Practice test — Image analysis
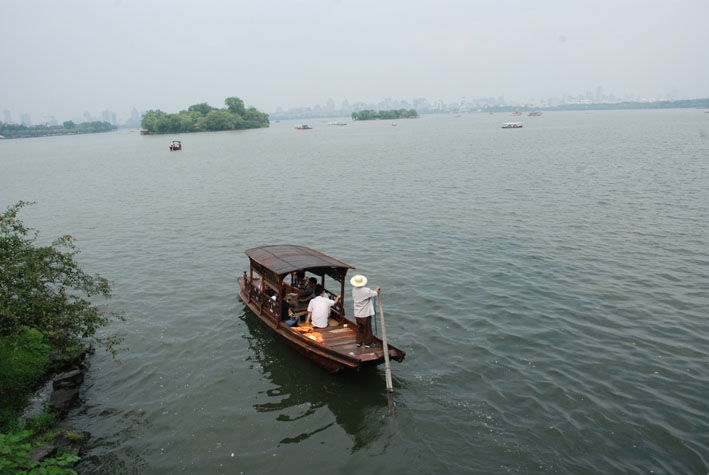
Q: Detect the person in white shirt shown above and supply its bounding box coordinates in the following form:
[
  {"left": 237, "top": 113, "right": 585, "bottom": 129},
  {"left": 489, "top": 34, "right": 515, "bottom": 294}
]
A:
[
  {"left": 306, "top": 286, "right": 341, "bottom": 329},
  {"left": 350, "top": 274, "right": 381, "bottom": 348}
]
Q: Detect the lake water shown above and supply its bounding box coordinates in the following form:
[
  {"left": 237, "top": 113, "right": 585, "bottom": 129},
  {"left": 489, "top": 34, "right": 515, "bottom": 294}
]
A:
[{"left": 1, "top": 110, "right": 707, "bottom": 473}]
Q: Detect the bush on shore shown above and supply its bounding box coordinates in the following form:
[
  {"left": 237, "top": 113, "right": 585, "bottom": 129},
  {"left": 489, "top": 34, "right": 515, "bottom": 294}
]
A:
[{"left": 0, "top": 200, "right": 121, "bottom": 469}]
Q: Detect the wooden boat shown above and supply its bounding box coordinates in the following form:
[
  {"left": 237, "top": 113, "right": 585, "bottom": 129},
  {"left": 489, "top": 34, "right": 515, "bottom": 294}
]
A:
[
  {"left": 502, "top": 122, "right": 523, "bottom": 129},
  {"left": 169, "top": 140, "right": 182, "bottom": 151},
  {"left": 237, "top": 245, "right": 406, "bottom": 373},
  {"left": 294, "top": 124, "right": 312, "bottom": 130}
]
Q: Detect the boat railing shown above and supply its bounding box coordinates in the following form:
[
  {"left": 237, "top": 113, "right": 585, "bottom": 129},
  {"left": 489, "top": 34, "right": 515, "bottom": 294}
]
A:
[{"left": 244, "top": 278, "right": 278, "bottom": 320}]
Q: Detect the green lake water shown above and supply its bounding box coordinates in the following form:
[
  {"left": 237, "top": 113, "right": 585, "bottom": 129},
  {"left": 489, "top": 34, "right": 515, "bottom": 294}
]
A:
[{"left": 1, "top": 110, "right": 707, "bottom": 473}]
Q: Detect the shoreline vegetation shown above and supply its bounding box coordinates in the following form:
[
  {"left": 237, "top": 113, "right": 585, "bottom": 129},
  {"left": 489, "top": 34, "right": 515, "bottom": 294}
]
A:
[
  {"left": 0, "top": 202, "right": 122, "bottom": 473},
  {"left": 140, "top": 96, "right": 269, "bottom": 134},
  {"left": 351, "top": 109, "right": 418, "bottom": 120},
  {"left": 467, "top": 97, "right": 709, "bottom": 114},
  {"left": 0, "top": 121, "right": 116, "bottom": 140}
]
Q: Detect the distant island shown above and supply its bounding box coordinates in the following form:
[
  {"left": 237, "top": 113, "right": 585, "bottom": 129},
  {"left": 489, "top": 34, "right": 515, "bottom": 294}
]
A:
[
  {"left": 351, "top": 109, "right": 418, "bottom": 121},
  {"left": 141, "top": 97, "right": 269, "bottom": 134},
  {"left": 0, "top": 121, "right": 115, "bottom": 139}
]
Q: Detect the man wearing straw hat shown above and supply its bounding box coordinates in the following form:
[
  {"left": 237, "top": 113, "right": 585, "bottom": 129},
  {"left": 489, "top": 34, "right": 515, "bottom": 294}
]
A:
[{"left": 350, "top": 274, "right": 381, "bottom": 348}]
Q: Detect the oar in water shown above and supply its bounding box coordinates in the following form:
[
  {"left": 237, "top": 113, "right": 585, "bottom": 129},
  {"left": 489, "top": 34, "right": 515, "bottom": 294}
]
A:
[{"left": 377, "top": 289, "right": 395, "bottom": 415}]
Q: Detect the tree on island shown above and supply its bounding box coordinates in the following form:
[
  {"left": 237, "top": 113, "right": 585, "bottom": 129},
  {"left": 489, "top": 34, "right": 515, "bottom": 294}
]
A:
[
  {"left": 351, "top": 109, "right": 418, "bottom": 120},
  {"left": 141, "top": 97, "right": 269, "bottom": 134}
]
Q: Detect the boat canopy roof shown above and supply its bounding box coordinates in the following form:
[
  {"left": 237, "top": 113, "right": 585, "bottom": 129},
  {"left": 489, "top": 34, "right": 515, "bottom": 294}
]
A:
[{"left": 245, "top": 245, "right": 354, "bottom": 279}]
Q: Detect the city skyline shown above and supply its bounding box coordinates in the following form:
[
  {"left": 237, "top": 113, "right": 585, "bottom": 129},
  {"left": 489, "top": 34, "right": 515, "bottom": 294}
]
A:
[
  {"left": 1, "top": 1, "right": 708, "bottom": 124},
  {"left": 0, "top": 84, "right": 695, "bottom": 127}
]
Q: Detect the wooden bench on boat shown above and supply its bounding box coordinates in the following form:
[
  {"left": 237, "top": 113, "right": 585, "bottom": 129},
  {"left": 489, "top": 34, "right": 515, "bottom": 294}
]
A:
[{"left": 237, "top": 244, "right": 406, "bottom": 372}]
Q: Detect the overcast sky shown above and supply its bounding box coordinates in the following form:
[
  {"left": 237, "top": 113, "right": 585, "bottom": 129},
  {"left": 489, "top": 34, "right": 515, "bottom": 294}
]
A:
[{"left": 2, "top": 0, "right": 708, "bottom": 121}]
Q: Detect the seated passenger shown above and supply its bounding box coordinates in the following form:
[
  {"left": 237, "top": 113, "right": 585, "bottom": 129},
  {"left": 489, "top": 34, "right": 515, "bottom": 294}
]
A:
[
  {"left": 306, "top": 286, "right": 341, "bottom": 329},
  {"left": 298, "top": 277, "right": 318, "bottom": 299},
  {"left": 293, "top": 270, "right": 307, "bottom": 289}
]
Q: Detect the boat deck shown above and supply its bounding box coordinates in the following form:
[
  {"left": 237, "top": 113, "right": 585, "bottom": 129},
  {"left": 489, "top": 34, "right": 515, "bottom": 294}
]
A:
[{"left": 288, "top": 321, "right": 384, "bottom": 362}]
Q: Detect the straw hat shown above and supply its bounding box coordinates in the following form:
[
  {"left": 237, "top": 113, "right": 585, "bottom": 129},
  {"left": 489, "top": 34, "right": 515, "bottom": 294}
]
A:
[{"left": 350, "top": 274, "right": 367, "bottom": 287}]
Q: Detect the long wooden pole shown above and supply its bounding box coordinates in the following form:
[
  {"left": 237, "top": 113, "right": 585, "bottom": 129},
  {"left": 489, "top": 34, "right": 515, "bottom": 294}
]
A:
[{"left": 377, "top": 290, "right": 395, "bottom": 415}]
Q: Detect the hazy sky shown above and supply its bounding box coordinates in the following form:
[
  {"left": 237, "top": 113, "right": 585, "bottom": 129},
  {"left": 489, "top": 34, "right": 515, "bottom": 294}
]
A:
[{"left": 2, "top": 0, "right": 708, "bottom": 121}]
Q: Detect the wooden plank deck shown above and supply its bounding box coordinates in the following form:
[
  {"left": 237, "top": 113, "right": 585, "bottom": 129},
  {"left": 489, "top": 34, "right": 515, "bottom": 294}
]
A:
[
  {"left": 284, "top": 321, "right": 383, "bottom": 361},
  {"left": 318, "top": 325, "right": 383, "bottom": 360}
]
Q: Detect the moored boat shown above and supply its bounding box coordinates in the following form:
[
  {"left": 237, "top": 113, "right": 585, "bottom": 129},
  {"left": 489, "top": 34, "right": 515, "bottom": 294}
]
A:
[
  {"left": 502, "top": 122, "right": 523, "bottom": 128},
  {"left": 294, "top": 124, "right": 312, "bottom": 130},
  {"left": 237, "top": 245, "right": 406, "bottom": 373}
]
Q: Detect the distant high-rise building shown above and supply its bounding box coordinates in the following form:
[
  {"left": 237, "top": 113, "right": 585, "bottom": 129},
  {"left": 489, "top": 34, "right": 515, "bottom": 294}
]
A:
[
  {"left": 83, "top": 111, "right": 92, "bottom": 122},
  {"left": 595, "top": 86, "right": 604, "bottom": 102},
  {"left": 20, "top": 113, "right": 31, "bottom": 126},
  {"left": 101, "top": 109, "right": 116, "bottom": 124},
  {"left": 341, "top": 100, "right": 351, "bottom": 112},
  {"left": 326, "top": 98, "right": 335, "bottom": 112},
  {"left": 3, "top": 109, "right": 11, "bottom": 123}
]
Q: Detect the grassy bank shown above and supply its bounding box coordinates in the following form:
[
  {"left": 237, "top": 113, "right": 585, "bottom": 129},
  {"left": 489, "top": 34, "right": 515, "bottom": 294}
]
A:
[
  {"left": 0, "top": 327, "right": 52, "bottom": 432},
  {"left": 0, "top": 328, "right": 83, "bottom": 473}
]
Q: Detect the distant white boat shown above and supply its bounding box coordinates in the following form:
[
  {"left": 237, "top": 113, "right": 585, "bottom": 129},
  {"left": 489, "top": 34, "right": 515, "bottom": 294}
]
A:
[
  {"left": 294, "top": 124, "right": 312, "bottom": 130},
  {"left": 391, "top": 122, "right": 398, "bottom": 126},
  {"left": 327, "top": 121, "right": 347, "bottom": 126},
  {"left": 502, "top": 122, "right": 523, "bottom": 129}
]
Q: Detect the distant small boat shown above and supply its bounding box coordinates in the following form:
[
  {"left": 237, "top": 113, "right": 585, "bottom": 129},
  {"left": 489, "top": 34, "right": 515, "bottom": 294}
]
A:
[
  {"left": 294, "top": 124, "right": 312, "bottom": 130},
  {"left": 528, "top": 111, "right": 542, "bottom": 116},
  {"left": 511, "top": 111, "right": 522, "bottom": 116},
  {"left": 327, "top": 121, "right": 347, "bottom": 126},
  {"left": 391, "top": 122, "right": 398, "bottom": 126},
  {"left": 169, "top": 140, "right": 182, "bottom": 151},
  {"left": 502, "top": 122, "right": 523, "bottom": 129}
]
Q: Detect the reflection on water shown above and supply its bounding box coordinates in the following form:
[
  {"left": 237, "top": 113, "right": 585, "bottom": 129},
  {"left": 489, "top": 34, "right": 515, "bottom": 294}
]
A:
[{"left": 241, "top": 308, "right": 389, "bottom": 452}]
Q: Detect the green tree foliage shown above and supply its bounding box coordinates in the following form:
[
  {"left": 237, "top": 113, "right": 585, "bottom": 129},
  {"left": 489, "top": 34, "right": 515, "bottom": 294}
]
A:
[
  {"left": 203, "top": 110, "right": 238, "bottom": 130},
  {"left": 140, "top": 97, "right": 269, "bottom": 134},
  {"left": 351, "top": 109, "right": 418, "bottom": 120},
  {"left": 187, "top": 103, "right": 214, "bottom": 116},
  {"left": 0, "top": 202, "right": 121, "bottom": 352},
  {"left": 224, "top": 97, "right": 245, "bottom": 115}
]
